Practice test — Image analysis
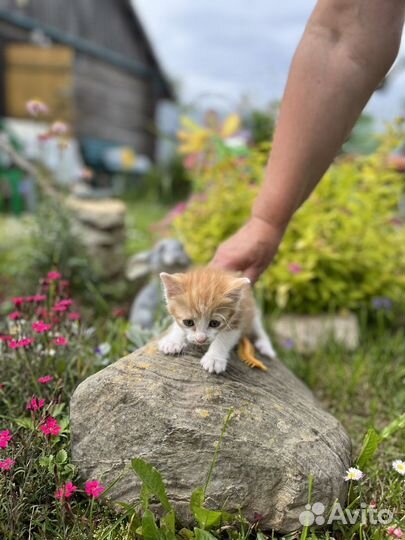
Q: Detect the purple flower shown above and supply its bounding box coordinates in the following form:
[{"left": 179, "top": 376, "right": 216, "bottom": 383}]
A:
[
  {"left": 371, "top": 297, "right": 393, "bottom": 311},
  {"left": 281, "top": 338, "right": 295, "bottom": 350}
]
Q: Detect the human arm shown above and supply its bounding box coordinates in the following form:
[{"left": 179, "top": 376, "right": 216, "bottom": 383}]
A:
[{"left": 213, "top": 0, "right": 405, "bottom": 283}]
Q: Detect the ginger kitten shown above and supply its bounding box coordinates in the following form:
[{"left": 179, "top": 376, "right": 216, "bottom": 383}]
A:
[{"left": 158, "top": 267, "right": 276, "bottom": 374}]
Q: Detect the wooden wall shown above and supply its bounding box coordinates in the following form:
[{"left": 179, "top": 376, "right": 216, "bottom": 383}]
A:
[{"left": 74, "top": 55, "right": 156, "bottom": 155}]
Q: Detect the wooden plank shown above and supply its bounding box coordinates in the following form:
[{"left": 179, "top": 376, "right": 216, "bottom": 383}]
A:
[{"left": 4, "top": 44, "right": 73, "bottom": 121}]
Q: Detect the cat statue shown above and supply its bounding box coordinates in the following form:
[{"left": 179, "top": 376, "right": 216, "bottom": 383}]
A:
[{"left": 127, "top": 239, "right": 190, "bottom": 329}]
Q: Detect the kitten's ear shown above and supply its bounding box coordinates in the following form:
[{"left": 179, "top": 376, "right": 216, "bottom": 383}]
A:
[
  {"left": 160, "top": 272, "right": 184, "bottom": 300},
  {"left": 225, "top": 276, "right": 251, "bottom": 301}
]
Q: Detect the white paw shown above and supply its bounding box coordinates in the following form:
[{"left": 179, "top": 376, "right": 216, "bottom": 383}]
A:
[
  {"left": 158, "top": 335, "right": 185, "bottom": 355},
  {"left": 200, "top": 354, "right": 227, "bottom": 374},
  {"left": 255, "top": 338, "right": 276, "bottom": 359}
]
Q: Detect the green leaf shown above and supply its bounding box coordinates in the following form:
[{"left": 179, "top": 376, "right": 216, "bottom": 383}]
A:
[
  {"left": 142, "top": 509, "right": 161, "bottom": 540},
  {"left": 132, "top": 458, "right": 172, "bottom": 512},
  {"left": 15, "top": 417, "right": 34, "bottom": 430},
  {"left": 55, "top": 449, "right": 67, "bottom": 465},
  {"left": 190, "top": 488, "right": 223, "bottom": 530},
  {"left": 161, "top": 510, "right": 176, "bottom": 534},
  {"left": 194, "top": 528, "right": 218, "bottom": 540},
  {"left": 381, "top": 413, "right": 405, "bottom": 440},
  {"left": 356, "top": 427, "right": 382, "bottom": 469},
  {"left": 178, "top": 528, "right": 195, "bottom": 540}
]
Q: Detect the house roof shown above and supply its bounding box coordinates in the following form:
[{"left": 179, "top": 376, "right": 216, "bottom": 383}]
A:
[
  {"left": 0, "top": 1, "right": 175, "bottom": 101},
  {"left": 124, "top": 0, "right": 174, "bottom": 100}
]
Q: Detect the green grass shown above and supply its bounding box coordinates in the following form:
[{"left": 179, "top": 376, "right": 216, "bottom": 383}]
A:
[{"left": 125, "top": 199, "right": 170, "bottom": 255}]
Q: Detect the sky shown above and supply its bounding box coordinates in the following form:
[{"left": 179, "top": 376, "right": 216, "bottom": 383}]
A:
[{"left": 134, "top": 0, "right": 405, "bottom": 124}]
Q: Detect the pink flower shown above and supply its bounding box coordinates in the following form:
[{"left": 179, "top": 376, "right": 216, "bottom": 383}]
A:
[
  {"left": 55, "top": 481, "right": 77, "bottom": 500},
  {"left": 47, "top": 271, "right": 62, "bottom": 281},
  {"left": 8, "top": 338, "right": 35, "bottom": 349},
  {"left": 26, "top": 99, "right": 49, "bottom": 117},
  {"left": 21, "top": 338, "right": 35, "bottom": 347},
  {"left": 38, "top": 375, "right": 53, "bottom": 384},
  {"left": 85, "top": 480, "right": 105, "bottom": 498},
  {"left": 58, "top": 299, "right": 73, "bottom": 307},
  {"left": 26, "top": 396, "right": 45, "bottom": 412},
  {"left": 50, "top": 121, "right": 68, "bottom": 135},
  {"left": 32, "top": 320, "right": 52, "bottom": 333},
  {"left": 388, "top": 527, "right": 404, "bottom": 539},
  {"left": 52, "top": 303, "right": 68, "bottom": 313},
  {"left": 0, "top": 335, "right": 12, "bottom": 342},
  {"left": 0, "top": 430, "right": 12, "bottom": 449},
  {"left": 288, "top": 263, "right": 303, "bottom": 274},
  {"left": 32, "top": 294, "right": 47, "bottom": 302},
  {"left": 12, "top": 297, "right": 25, "bottom": 306},
  {"left": 39, "top": 417, "right": 61, "bottom": 436},
  {"left": 53, "top": 336, "right": 68, "bottom": 346},
  {"left": 0, "top": 458, "right": 15, "bottom": 471},
  {"left": 8, "top": 311, "right": 22, "bottom": 320},
  {"left": 68, "top": 312, "right": 80, "bottom": 321}
]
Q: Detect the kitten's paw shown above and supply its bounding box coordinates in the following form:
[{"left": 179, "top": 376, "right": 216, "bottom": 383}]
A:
[
  {"left": 158, "top": 335, "right": 185, "bottom": 355},
  {"left": 200, "top": 353, "right": 227, "bottom": 374},
  {"left": 254, "top": 338, "right": 277, "bottom": 359}
]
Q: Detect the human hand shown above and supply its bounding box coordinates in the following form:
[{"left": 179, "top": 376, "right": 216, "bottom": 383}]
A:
[{"left": 211, "top": 216, "right": 285, "bottom": 283}]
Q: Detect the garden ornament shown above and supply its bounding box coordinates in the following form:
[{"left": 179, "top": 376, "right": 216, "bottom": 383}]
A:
[{"left": 127, "top": 238, "right": 190, "bottom": 329}]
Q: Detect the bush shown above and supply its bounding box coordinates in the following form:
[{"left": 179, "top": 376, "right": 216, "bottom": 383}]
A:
[{"left": 174, "top": 123, "right": 405, "bottom": 314}]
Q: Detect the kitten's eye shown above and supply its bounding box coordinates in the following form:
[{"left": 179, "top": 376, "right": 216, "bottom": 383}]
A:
[
  {"left": 183, "top": 319, "right": 194, "bottom": 327},
  {"left": 209, "top": 320, "right": 220, "bottom": 328}
]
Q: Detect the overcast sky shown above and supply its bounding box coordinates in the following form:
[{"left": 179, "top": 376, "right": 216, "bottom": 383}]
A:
[{"left": 134, "top": 0, "right": 405, "bottom": 123}]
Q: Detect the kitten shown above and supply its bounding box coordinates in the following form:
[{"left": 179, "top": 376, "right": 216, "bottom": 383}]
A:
[{"left": 158, "top": 267, "right": 276, "bottom": 374}]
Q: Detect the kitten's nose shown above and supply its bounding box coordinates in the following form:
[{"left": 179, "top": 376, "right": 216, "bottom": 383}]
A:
[{"left": 196, "top": 334, "right": 207, "bottom": 344}]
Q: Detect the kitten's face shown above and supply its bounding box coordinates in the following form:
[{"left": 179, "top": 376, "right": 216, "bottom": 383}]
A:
[{"left": 160, "top": 269, "right": 249, "bottom": 345}]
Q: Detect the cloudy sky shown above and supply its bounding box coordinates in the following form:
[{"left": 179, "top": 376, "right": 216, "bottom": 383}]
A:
[{"left": 134, "top": 0, "right": 404, "bottom": 123}]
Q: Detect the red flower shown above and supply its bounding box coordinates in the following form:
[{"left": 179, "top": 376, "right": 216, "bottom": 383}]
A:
[
  {"left": 68, "top": 312, "right": 80, "bottom": 321},
  {"left": 85, "top": 480, "right": 105, "bottom": 498},
  {"left": 38, "top": 375, "right": 53, "bottom": 384},
  {"left": 8, "top": 311, "right": 22, "bottom": 320},
  {"left": 0, "top": 430, "right": 12, "bottom": 449},
  {"left": 112, "top": 307, "right": 126, "bottom": 318},
  {"left": 47, "top": 271, "right": 62, "bottom": 281},
  {"left": 39, "top": 417, "right": 61, "bottom": 436},
  {"left": 12, "top": 297, "right": 25, "bottom": 306},
  {"left": 32, "top": 321, "right": 52, "bottom": 333},
  {"left": 53, "top": 336, "right": 68, "bottom": 346},
  {"left": 0, "top": 458, "right": 15, "bottom": 471},
  {"left": 55, "top": 481, "right": 77, "bottom": 500},
  {"left": 26, "top": 396, "right": 45, "bottom": 412}
]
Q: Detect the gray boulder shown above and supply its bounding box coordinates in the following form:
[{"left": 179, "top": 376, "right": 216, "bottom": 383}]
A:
[{"left": 70, "top": 344, "right": 352, "bottom": 533}]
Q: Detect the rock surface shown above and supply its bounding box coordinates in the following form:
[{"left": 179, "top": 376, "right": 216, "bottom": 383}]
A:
[
  {"left": 273, "top": 313, "right": 360, "bottom": 353},
  {"left": 70, "top": 343, "right": 352, "bottom": 533},
  {"left": 66, "top": 195, "right": 126, "bottom": 278}
]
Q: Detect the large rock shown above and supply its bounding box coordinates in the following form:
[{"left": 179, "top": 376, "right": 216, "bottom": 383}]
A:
[{"left": 70, "top": 344, "right": 352, "bottom": 533}]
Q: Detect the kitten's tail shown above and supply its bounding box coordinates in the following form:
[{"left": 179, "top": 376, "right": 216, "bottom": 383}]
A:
[{"left": 238, "top": 337, "right": 268, "bottom": 371}]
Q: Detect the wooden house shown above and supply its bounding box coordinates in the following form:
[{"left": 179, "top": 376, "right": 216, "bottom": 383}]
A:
[{"left": 0, "top": 0, "right": 174, "bottom": 160}]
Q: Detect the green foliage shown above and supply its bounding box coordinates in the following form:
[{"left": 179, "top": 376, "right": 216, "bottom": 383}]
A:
[{"left": 174, "top": 125, "right": 405, "bottom": 314}]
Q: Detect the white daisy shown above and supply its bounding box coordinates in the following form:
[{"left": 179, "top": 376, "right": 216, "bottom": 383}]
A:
[
  {"left": 392, "top": 460, "right": 405, "bottom": 476},
  {"left": 344, "top": 467, "right": 364, "bottom": 481}
]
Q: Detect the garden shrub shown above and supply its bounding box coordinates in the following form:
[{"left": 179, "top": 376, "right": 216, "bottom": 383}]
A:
[{"left": 174, "top": 122, "right": 405, "bottom": 314}]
